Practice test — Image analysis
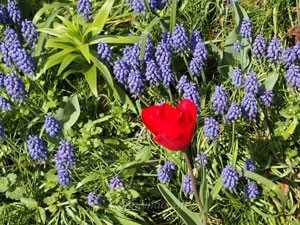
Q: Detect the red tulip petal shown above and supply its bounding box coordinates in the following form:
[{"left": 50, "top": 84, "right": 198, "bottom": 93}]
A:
[
  {"left": 153, "top": 134, "right": 186, "bottom": 151},
  {"left": 141, "top": 105, "right": 162, "bottom": 136},
  {"left": 177, "top": 99, "right": 197, "bottom": 124}
]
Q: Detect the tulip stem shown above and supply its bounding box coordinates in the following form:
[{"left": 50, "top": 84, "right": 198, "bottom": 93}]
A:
[{"left": 182, "top": 150, "right": 203, "bottom": 212}]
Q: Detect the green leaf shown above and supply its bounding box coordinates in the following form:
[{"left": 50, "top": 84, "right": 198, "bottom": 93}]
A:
[
  {"left": 6, "top": 186, "right": 26, "bottom": 200},
  {"left": 54, "top": 94, "right": 81, "bottom": 129},
  {"left": 58, "top": 53, "right": 80, "bottom": 75},
  {"left": 43, "top": 48, "right": 75, "bottom": 72},
  {"left": 92, "top": 0, "right": 115, "bottom": 35},
  {"left": 89, "top": 35, "right": 140, "bottom": 45},
  {"left": 169, "top": 0, "right": 178, "bottom": 34},
  {"left": 7, "top": 173, "right": 17, "bottom": 185},
  {"left": 283, "top": 116, "right": 299, "bottom": 140},
  {"left": 78, "top": 43, "right": 91, "bottom": 63},
  {"left": 135, "top": 147, "right": 152, "bottom": 161},
  {"left": 243, "top": 170, "right": 286, "bottom": 210},
  {"left": 21, "top": 197, "right": 38, "bottom": 209},
  {"left": 0, "top": 177, "right": 9, "bottom": 192},
  {"left": 113, "top": 84, "right": 137, "bottom": 114},
  {"left": 262, "top": 72, "right": 279, "bottom": 91},
  {"left": 83, "top": 65, "right": 98, "bottom": 97},
  {"left": 157, "top": 184, "right": 203, "bottom": 225},
  {"left": 76, "top": 173, "right": 98, "bottom": 189}
]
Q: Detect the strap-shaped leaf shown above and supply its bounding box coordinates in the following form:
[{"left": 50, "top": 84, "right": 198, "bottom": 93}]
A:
[
  {"left": 92, "top": 0, "right": 115, "bottom": 35},
  {"left": 78, "top": 43, "right": 91, "bottom": 63},
  {"left": 43, "top": 48, "right": 75, "bottom": 72},
  {"left": 58, "top": 53, "right": 80, "bottom": 75},
  {"left": 157, "top": 184, "right": 203, "bottom": 225},
  {"left": 89, "top": 35, "right": 140, "bottom": 45},
  {"left": 83, "top": 65, "right": 98, "bottom": 97}
]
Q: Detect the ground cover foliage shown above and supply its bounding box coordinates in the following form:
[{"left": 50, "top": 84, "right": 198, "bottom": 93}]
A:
[{"left": 0, "top": 0, "right": 299, "bottom": 224}]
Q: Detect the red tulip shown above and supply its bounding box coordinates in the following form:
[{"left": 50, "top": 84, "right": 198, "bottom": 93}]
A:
[{"left": 142, "top": 99, "right": 197, "bottom": 151}]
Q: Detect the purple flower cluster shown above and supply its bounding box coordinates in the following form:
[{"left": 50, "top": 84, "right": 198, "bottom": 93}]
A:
[
  {"left": 158, "top": 160, "right": 177, "bottom": 183},
  {"left": 55, "top": 141, "right": 76, "bottom": 188},
  {"left": 97, "top": 41, "right": 113, "bottom": 64},
  {"left": 212, "top": 85, "right": 229, "bottom": 115},
  {"left": 244, "top": 158, "right": 257, "bottom": 173},
  {"left": 232, "top": 67, "right": 244, "bottom": 88},
  {"left": 0, "top": 97, "right": 11, "bottom": 113},
  {"left": 77, "top": 0, "right": 93, "bottom": 22},
  {"left": 44, "top": 114, "right": 62, "bottom": 138},
  {"left": 109, "top": 176, "right": 124, "bottom": 190},
  {"left": 195, "top": 151, "right": 209, "bottom": 169},
  {"left": 27, "top": 135, "right": 49, "bottom": 163},
  {"left": 190, "top": 41, "right": 208, "bottom": 76},
  {"left": 0, "top": 4, "right": 9, "bottom": 24},
  {"left": 244, "top": 182, "right": 259, "bottom": 199},
  {"left": 113, "top": 59, "right": 130, "bottom": 84},
  {"left": 233, "top": 40, "right": 242, "bottom": 53},
  {"left": 203, "top": 117, "right": 220, "bottom": 141},
  {"left": 191, "top": 30, "right": 203, "bottom": 51},
  {"left": 126, "top": 0, "right": 171, "bottom": 14},
  {"left": 267, "top": 38, "right": 282, "bottom": 63},
  {"left": 260, "top": 90, "right": 274, "bottom": 107},
  {"left": 0, "top": 120, "right": 7, "bottom": 140},
  {"left": 0, "top": 28, "right": 36, "bottom": 76},
  {"left": 21, "top": 19, "right": 39, "bottom": 47},
  {"left": 87, "top": 192, "right": 102, "bottom": 207},
  {"left": 172, "top": 24, "right": 190, "bottom": 54},
  {"left": 182, "top": 174, "right": 193, "bottom": 195},
  {"left": 145, "top": 59, "right": 162, "bottom": 85},
  {"left": 222, "top": 164, "right": 239, "bottom": 192},
  {"left": 143, "top": 35, "right": 155, "bottom": 62},
  {"left": 282, "top": 47, "right": 296, "bottom": 66},
  {"left": 245, "top": 71, "right": 259, "bottom": 94},
  {"left": 252, "top": 34, "right": 266, "bottom": 59},
  {"left": 226, "top": 102, "right": 241, "bottom": 123},
  {"left": 4, "top": 73, "right": 27, "bottom": 102},
  {"left": 241, "top": 93, "right": 258, "bottom": 121},
  {"left": 285, "top": 64, "right": 300, "bottom": 88},
  {"left": 7, "top": 0, "right": 22, "bottom": 24},
  {"left": 240, "top": 18, "right": 252, "bottom": 40}
]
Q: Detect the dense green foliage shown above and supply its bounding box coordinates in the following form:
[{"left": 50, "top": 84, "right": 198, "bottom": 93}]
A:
[{"left": 0, "top": 0, "right": 299, "bottom": 224}]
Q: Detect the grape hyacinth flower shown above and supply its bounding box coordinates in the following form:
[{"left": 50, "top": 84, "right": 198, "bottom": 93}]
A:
[
  {"left": 4, "top": 74, "right": 27, "bottom": 102},
  {"left": 97, "top": 41, "right": 113, "bottom": 64},
  {"left": 195, "top": 151, "right": 209, "bottom": 169},
  {"left": 77, "top": 0, "right": 93, "bottom": 22},
  {"left": 27, "top": 135, "right": 49, "bottom": 163},
  {"left": 87, "top": 192, "right": 102, "bottom": 207},
  {"left": 183, "top": 81, "right": 201, "bottom": 110},
  {"left": 182, "top": 174, "right": 193, "bottom": 195},
  {"left": 160, "top": 65, "right": 174, "bottom": 87},
  {"left": 232, "top": 67, "right": 244, "bottom": 88},
  {"left": 176, "top": 75, "right": 188, "bottom": 94},
  {"left": 109, "top": 176, "right": 124, "bottom": 190},
  {"left": 113, "top": 59, "right": 130, "bottom": 84},
  {"left": 145, "top": 59, "right": 161, "bottom": 85},
  {"left": 0, "top": 120, "right": 7, "bottom": 140},
  {"left": 0, "top": 5, "right": 9, "bottom": 24},
  {"left": 240, "top": 18, "right": 252, "bottom": 40},
  {"left": 233, "top": 40, "right": 243, "bottom": 53},
  {"left": 282, "top": 47, "right": 297, "bottom": 66},
  {"left": 142, "top": 35, "right": 155, "bottom": 62},
  {"left": 189, "top": 58, "right": 204, "bottom": 77},
  {"left": 293, "top": 41, "right": 300, "bottom": 60},
  {"left": 127, "top": 0, "right": 146, "bottom": 15},
  {"left": 172, "top": 24, "right": 190, "bottom": 54},
  {"left": 203, "top": 117, "right": 220, "bottom": 141},
  {"left": 158, "top": 160, "right": 178, "bottom": 183},
  {"left": 212, "top": 85, "right": 229, "bottom": 115},
  {"left": 161, "top": 31, "right": 174, "bottom": 50},
  {"left": 55, "top": 141, "right": 76, "bottom": 188},
  {"left": 7, "top": 0, "right": 22, "bottom": 24},
  {"left": 252, "top": 34, "right": 266, "bottom": 59},
  {"left": 260, "top": 90, "right": 274, "bottom": 107},
  {"left": 245, "top": 71, "right": 259, "bottom": 94},
  {"left": 21, "top": 19, "right": 39, "bottom": 47},
  {"left": 192, "top": 41, "right": 208, "bottom": 64},
  {"left": 44, "top": 114, "right": 62, "bottom": 138},
  {"left": 244, "top": 158, "right": 257, "bottom": 173},
  {"left": 4, "top": 28, "right": 19, "bottom": 42},
  {"left": 267, "top": 37, "right": 282, "bottom": 63},
  {"left": 0, "top": 97, "right": 11, "bottom": 113},
  {"left": 155, "top": 42, "right": 172, "bottom": 68},
  {"left": 241, "top": 93, "right": 258, "bottom": 121},
  {"left": 191, "top": 30, "right": 203, "bottom": 51},
  {"left": 222, "top": 164, "right": 239, "bottom": 192},
  {"left": 244, "top": 182, "right": 259, "bottom": 199},
  {"left": 0, "top": 73, "right": 4, "bottom": 88},
  {"left": 285, "top": 64, "right": 300, "bottom": 88},
  {"left": 127, "top": 69, "right": 144, "bottom": 97},
  {"left": 123, "top": 43, "right": 140, "bottom": 70},
  {"left": 226, "top": 102, "right": 241, "bottom": 123}
]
